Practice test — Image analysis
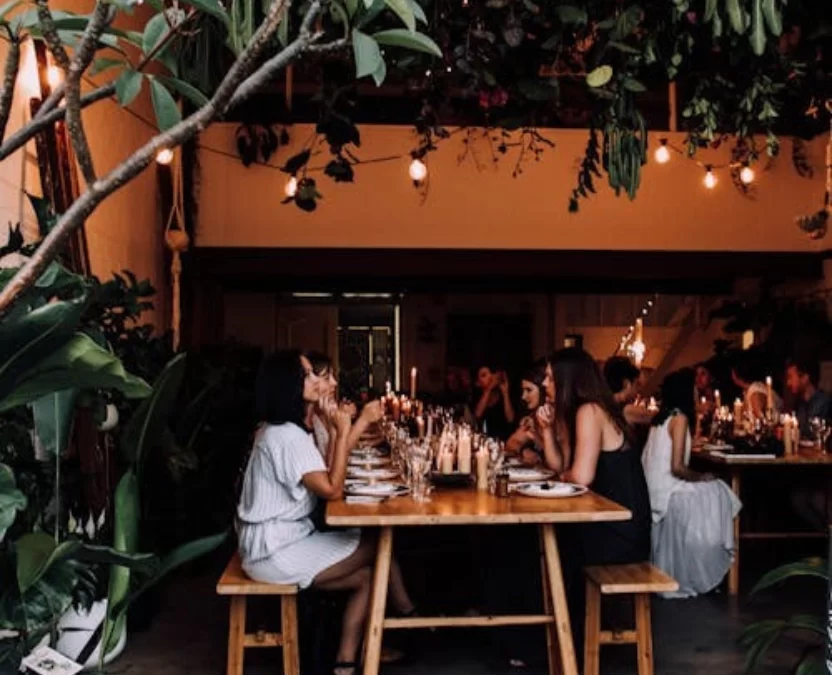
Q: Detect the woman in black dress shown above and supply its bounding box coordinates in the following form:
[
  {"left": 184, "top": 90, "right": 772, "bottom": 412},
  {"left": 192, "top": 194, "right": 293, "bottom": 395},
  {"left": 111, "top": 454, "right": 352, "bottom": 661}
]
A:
[{"left": 537, "top": 348, "right": 651, "bottom": 663}]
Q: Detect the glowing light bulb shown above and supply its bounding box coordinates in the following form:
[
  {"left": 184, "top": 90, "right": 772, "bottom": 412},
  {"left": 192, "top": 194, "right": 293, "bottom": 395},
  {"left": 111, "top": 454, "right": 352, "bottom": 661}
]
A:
[
  {"left": 409, "top": 158, "right": 427, "bottom": 182},
  {"left": 654, "top": 141, "right": 670, "bottom": 164},
  {"left": 46, "top": 64, "right": 62, "bottom": 89},
  {"left": 155, "top": 148, "right": 174, "bottom": 165},
  {"left": 703, "top": 167, "right": 717, "bottom": 189},
  {"left": 284, "top": 176, "right": 298, "bottom": 198},
  {"left": 739, "top": 165, "right": 755, "bottom": 185}
]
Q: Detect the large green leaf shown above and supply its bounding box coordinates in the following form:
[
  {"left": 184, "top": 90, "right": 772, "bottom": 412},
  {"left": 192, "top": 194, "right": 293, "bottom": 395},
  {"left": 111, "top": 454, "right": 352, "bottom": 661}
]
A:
[
  {"left": 142, "top": 11, "right": 171, "bottom": 57},
  {"left": 750, "top": 558, "right": 829, "bottom": 595},
  {"left": 406, "top": 0, "right": 426, "bottom": 24},
  {"left": 370, "top": 29, "right": 442, "bottom": 56},
  {"left": 0, "top": 464, "right": 26, "bottom": 542},
  {"left": 16, "top": 532, "right": 81, "bottom": 593},
  {"left": 121, "top": 353, "right": 187, "bottom": 472},
  {"left": 156, "top": 75, "right": 210, "bottom": 107},
  {"left": 110, "top": 531, "right": 228, "bottom": 621},
  {"left": 115, "top": 70, "right": 144, "bottom": 107},
  {"left": 75, "top": 543, "right": 157, "bottom": 573},
  {"left": 178, "top": 0, "right": 229, "bottom": 25},
  {"left": 150, "top": 77, "right": 182, "bottom": 131},
  {"left": 0, "top": 0, "right": 23, "bottom": 22},
  {"left": 103, "top": 469, "right": 140, "bottom": 655},
  {"left": 586, "top": 65, "right": 613, "bottom": 87},
  {"left": 383, "top": 0, "right": 415, "bottom": 31},
  {"left": 0, "top": 333, "right": 151, "bottom": 413},
  {"left": 352, "top": 29, "right": 383, "bottom": 79},
  {"left": 31, "top": 389, "right": 78, "bottom": 459},
  {"left": 0, "top": 299, "right": 84, "bottom": 409}
]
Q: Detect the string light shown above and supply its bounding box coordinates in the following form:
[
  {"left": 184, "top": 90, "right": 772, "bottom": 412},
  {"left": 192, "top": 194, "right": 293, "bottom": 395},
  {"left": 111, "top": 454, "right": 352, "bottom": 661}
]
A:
[
  {"left": 409, "top": 158, "right": 428, "bottom": 183},
  {"left": 740, "top": 164, "right": 755, "bottom": 185},
  {"left": 614, "top": 294, "right": 658, "bottom": 365},
  {"left": 654, "top": 139, "right": 670, "bottom": 164},
  {"left": 703, "top": 165, "right": 717, "bottom": 189},
  {"left": 284, "top": 176, "right": 298, "bottom": 198},
  {"left": 155, "top": 148, "right": 174, "bottom": 165}
]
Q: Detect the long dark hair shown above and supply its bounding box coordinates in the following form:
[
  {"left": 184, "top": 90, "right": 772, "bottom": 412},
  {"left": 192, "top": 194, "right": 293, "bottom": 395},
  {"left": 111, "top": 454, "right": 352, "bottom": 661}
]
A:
[
  {"left": 521, "top": 358, "right": 547, "bottom": 411},
  {"left": 652, "top": 368, "right": 695, "bottom": 428},
  {"left": 255, "top": 349, "right": 308, "bottom": 428},
  {"left": 305, "top": 350, "right": 333, "bottom": 378},
  {"left": 549, "top": 348, "right": 631, "bottom": 451}
]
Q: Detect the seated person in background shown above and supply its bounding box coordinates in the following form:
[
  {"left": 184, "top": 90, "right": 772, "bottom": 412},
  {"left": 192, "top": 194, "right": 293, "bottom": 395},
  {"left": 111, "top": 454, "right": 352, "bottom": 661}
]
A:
[
  {"left": 785, "top": 357, "right": 832, "bottom": 437},
  {"left": 641, "top": 368, "right": 741, "bottom": 598},
  {"left": 731, "top": 353, "right": 782, "bottom": 418},
  {"left": 603, "top": 356, "right": 657, "bottom": 426},
  {"left": 473, "top": 363, "right": 516, "bottom": 440},
  {"left": 505, "top": 359, "right": 547, "bottom": 465},
  {"left": 695, "top": 361, "right": 717, "bottom": 417}
]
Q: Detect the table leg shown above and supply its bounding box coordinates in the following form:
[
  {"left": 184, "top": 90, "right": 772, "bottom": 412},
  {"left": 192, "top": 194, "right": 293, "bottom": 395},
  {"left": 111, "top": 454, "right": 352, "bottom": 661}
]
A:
[
  {"left": 539, "top": 531, "right": 562, "bottom": 675},
  {"left": 540, "top": 524, "right": 578, "bottom": 675},
  {"left": 728, "top": 470, "right": 741, "bottom": 596},
  {"left": 363, "top": 526, "right": 394, "bottom": 675}
]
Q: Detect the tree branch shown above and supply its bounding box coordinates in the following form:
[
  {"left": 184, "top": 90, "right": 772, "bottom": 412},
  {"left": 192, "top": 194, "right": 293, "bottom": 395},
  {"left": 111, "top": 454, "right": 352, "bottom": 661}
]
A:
[
  {"left": 35, "top": 0, "right": 70, "bottom": 69},
  {"left": 62, "top": 1, "right": 116, "bottom": 184},
  {"left": 0, "top": 0, "right": 315, "bottom": 317},
  {"left": 0, "top": 36, "right": 20, "bottom": 144}
]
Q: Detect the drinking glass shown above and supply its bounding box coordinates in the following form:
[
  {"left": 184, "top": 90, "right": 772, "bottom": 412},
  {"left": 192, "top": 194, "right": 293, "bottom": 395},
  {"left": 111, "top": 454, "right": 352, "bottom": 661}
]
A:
[
  {"left": 408, "top": 442, "right": 432, "bottom": 502},
  {"left": 810, "top": 417, "right": 830, "bottom": 453}
]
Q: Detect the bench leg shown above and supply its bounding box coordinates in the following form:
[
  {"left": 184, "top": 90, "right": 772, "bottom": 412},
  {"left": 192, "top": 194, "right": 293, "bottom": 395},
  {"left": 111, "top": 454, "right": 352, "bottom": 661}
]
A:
[
  {"left": 227, "top": 596, "right": 246, "bottom": 675},
  {"left": 281, "top": 595, "right": 300, "bottom": 675},
  {"left": 539, "top": 533, "right": 561, "bottom": 675},
  {"left": 540, "top": 524, "right": 578, "bottom": 675},
  {"left": 363, "top": 526, "right": 394, "bottom": 675},
  {"left": 634, "top": 593, "right": 653, "bottom": 675},
  {"left": 583, "top": 581, "right": 601, "bottom": 675}
]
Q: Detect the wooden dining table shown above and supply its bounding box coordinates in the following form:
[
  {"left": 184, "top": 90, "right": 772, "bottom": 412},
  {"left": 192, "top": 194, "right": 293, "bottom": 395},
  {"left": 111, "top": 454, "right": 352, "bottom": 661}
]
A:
[
  {"left": 326, "top": 487, "right": 631, "bottom": 675},
  {"left": 692, "top": 447, "right": 832, "bottom": 596}
]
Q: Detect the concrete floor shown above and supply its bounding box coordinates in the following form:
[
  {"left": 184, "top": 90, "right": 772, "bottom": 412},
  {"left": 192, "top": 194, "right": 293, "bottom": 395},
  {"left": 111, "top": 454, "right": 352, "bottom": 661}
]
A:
[{"left": 117, "top": 548, "right": 825, "bottom": 675}]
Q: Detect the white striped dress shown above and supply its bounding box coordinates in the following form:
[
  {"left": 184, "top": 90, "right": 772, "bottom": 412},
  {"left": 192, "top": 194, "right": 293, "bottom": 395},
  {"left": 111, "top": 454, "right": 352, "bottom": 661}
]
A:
[{"left": 237, "top": 422, "right": 360, "bottom": 588}]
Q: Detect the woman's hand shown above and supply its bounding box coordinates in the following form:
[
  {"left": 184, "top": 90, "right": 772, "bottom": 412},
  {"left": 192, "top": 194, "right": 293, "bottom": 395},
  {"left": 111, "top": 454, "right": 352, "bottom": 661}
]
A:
[
  {"left": 536, "top": 404, "right": 554, "bottom": 429},
  {"left": 334, "top": 408, "right": 352, "bottom": 435},
  {"left": 359, "top": 400, "right": 383, "bottom": 425},
  {"left": 498, "top": 372, "right": 510, "bottom": 396},
  {"left": 340, "top": 400, "right": 358, "bottom": 419}
]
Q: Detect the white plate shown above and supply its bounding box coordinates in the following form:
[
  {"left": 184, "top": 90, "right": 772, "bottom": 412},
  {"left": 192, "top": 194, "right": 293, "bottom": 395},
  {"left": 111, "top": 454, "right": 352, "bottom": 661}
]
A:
[
  {"left": 348, "top": 467, "right": 399, "bottom": 480},
  {"left": 515, "top": 482, "right": 587, "bottom": 498},
  {"left": 345, "top": 482, "right": 408, "bottom": 497},
  {"left": 703, "top": 442, "right": 734, "bottom": 451},
  {"left": 352, "top": 446, "right": 385, "bottom": 458},
  {"left": 348, "top": 456, "right": 391, "bottom": 467},
  {"left": 799, "top": 440, "right": 816, "bottom": 448},
  {"left": 507, "top": 467, "right": 554, "bottom": 482}
]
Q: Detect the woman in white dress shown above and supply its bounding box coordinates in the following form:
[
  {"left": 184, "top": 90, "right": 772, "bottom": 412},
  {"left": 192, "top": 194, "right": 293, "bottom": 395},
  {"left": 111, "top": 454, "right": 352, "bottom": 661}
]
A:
[
  {"left": 237, "top": 350, "right": 415, "bottom": 674},
  {"left": 642, "top": 368, "right": 742, "bottom": 598},
  {"left": 731, "top": 353, "right": 782, "bottom": 418}
]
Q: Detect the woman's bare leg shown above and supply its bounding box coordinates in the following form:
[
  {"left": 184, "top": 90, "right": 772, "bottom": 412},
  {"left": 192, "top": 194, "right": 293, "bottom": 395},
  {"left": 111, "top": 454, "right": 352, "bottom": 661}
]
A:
[
  {"left": 388, "top": 558, "right": 415, "bottom": 615},
  {"left": 316, "top": 567, "right": 373, "bottom": 669}
]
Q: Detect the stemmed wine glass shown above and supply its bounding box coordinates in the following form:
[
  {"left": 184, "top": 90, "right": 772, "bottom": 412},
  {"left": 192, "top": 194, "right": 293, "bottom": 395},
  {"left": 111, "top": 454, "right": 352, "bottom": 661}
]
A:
[{"left": 809, "top": 417, "right": 830, "bottom": 453}]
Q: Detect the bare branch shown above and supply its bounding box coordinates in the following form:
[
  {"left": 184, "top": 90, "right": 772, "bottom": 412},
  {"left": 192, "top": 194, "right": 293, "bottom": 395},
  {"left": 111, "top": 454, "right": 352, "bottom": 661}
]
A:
[
  {"left": 0, "top": 0, "right": 317, "bottom": 316},
  {"left": 34, "top": 81, "right": 64, "bottom": 120},
  {"left": 0, "top": 37, "right": 20, "bottom": 144},
  {"left": 63, "top": 1, "right": 116, "bottom": 184},
  {"left": 306, "top": 36, "right": 349, "bottom": 54},
  {"left": 35, "top": 0, "right": 70, "bottom": 69}
]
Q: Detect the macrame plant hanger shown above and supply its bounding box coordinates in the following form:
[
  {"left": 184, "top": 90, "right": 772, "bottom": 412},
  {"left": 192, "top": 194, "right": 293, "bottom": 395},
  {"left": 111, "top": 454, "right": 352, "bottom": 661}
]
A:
[{"left": 164, "top": 148, "right": 189, "bottom": 352}]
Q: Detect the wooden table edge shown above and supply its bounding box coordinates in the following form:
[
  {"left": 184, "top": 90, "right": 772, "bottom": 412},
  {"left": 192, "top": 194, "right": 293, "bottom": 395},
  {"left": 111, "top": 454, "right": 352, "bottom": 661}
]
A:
[{"left": 326, "top": 509, "right": 632, "bottom": 527}]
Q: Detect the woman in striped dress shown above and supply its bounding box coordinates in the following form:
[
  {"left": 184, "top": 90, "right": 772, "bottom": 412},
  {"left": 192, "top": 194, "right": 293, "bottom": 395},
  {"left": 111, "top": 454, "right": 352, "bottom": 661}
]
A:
[{"left": 237, "top": 350, "right": 415, "bottom": 674}]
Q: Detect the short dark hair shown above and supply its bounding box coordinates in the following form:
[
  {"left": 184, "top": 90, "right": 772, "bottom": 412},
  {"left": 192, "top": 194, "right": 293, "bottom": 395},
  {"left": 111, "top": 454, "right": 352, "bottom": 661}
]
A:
[
  {"left": 788, "top": 357, "right": 820, "bottom": 386},
  {"left": 732, "top": 351, "right": 763, "bottom": 384},
  {"left": 652, "top": 368, "right": 696, "bottom": 428},
  {"left": 603, "top": 356, "right": 640, "bottom": 395},
  {"left": 255, "top": 350, "right": 307, "bottom": 428},
  {"left": 305, "top": 350, "right": 332, "bottom": 377}
]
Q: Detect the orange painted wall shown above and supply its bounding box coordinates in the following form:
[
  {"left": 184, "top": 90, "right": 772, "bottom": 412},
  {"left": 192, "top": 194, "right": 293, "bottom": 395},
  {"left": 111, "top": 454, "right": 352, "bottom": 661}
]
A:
[{"left": 195, "top": 124, "right": 828, "bottom": 252}]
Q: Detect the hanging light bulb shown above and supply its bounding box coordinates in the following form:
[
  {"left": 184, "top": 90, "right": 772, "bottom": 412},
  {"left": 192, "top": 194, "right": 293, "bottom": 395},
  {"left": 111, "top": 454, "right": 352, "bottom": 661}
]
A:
[
  {"left": 46, "top": 64, "right": 62, "bottom": 89},
  {"left": 654, "top": 139, "right": 670, "bottom": 164},
  {"left": 155, "top": 148, "right": 174, "bottom": 165},
  {"left": 739, "top": 164, "right": 755, "bottom": 185},
  {"left": 409, "top": 158, "right": 428, "bottom": 183},
  {"left": 703, "top": 165, "right": 717, "bottom": 189},
  {"left": 284, "top": 176, "right": 298, "bottom": 198}
]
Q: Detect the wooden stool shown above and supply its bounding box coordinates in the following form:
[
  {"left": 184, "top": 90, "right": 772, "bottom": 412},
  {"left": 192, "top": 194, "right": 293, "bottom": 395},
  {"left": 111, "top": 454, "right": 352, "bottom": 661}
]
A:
[
  {"left": 216, "top": 553, "right": 300, "bottom": 675},
  {"left": 583, "top": 562, "right": 679, "bottom": 675}
]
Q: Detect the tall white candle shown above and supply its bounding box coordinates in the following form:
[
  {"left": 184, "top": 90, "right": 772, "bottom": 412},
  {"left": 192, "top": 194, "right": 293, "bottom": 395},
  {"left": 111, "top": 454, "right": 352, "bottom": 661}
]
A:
[
  {"left": 715, "top": 389, "right": 721, "bottom": 409},
  {"left": 476, "top": 448, "right": 489, "bottom": 491},
  {"left": 458, "top": 429, "right": 472, "bottom": 474},
  {"left": 410, "top": 367, "right": 417, "bottom": 400},
  {"left": 765, "top": 376, "right": 774, "bottom": 412}
]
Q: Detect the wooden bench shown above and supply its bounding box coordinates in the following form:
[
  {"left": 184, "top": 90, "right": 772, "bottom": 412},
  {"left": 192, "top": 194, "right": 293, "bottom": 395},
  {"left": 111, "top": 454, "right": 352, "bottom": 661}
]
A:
[
  {"left": 584, "top": 562, "right": 679, "bottom": 675},
  {"left": 216, "top": 553, "right": 300, "bottom": 675}
]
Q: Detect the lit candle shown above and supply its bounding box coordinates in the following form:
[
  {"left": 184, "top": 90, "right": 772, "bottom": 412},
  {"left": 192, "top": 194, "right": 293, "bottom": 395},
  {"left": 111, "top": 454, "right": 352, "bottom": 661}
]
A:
[
  {"left": 410, "top": 367, "right": 417, "bottom": 400},
  {"left": 766, "top": 376, "right": 774, "bottom": 412},
  {"left": 476, "top": 447, "right": 489, "bottom": 491},
  {"left": 457, "top": 428, "right": 472, "bottom": 474},
  {"left": 416, "top": 416, "right": 425, "bottom": 439},
  {"left": 783, "top": 415, "right": 793, "bottom": 456},
  {"left": 385, "top": 380, "right": 392, "bottom": 396},
  {"left": 440, "top": 450, "right": 454, "bottom": 475},
  {"left": 635, "top": 317, "right": 643, "bottom": 342},
  {"left": 391, "top": 397, "right": 401, "bottom": 422},
  {"left": 426, "top": 415, "right": 434, "bottom": 439},
  {"left": 734, "top": 398, "right": 743, "bottom": 433},
  {"left": 715, "top": 389, "right": 721, "bottom": 409}
]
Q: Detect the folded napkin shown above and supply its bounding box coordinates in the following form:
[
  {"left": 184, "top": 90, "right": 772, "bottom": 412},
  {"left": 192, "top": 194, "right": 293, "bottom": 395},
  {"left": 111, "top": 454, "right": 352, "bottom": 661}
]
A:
[{"left": 346, "top": 496, "right": 385, "bottom": 504}]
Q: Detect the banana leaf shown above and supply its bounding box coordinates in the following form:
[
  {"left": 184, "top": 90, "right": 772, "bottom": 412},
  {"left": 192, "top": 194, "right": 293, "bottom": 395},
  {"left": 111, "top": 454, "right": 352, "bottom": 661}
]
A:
[
  {"left": 0, "top": 333, "right": 151, "bottom": 413},
  {"left": 30, "top": 389, "right": 78, "bottom": 459},
  {"left": 0, "top": 464, "right": 26, "bottom": 542},
  {"left": 750, "top": 558, "right": 828, "bottom": 595},
  {"left": 15, "top": 532, "right": 80, "bottom": 593}
]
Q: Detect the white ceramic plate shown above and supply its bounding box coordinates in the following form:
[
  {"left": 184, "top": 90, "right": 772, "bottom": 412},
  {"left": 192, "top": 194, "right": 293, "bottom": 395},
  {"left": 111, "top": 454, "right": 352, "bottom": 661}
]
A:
[
  {"left": 348, "top": 456, "right": 391, "bottom": 467},
  {"left": 799, "top": 440, "right": 816, "bottom": 448},
  {"left": 348, "top": 467, "right": 399, "bottom": 480},
  {"left": 507, "top": 467, "right": 554, "bottom": 482},
  {"left": 703, "top": 442, "right": 734, "bottom": 451},
  {"left": 345, "top": 482, "right": 408, "bottom": 497},
  {"left": 515, "top": 482, "right": 587, "bottom": 498},
  {"left": 352, "top": 446, "right": 385, "bottom": 458}
]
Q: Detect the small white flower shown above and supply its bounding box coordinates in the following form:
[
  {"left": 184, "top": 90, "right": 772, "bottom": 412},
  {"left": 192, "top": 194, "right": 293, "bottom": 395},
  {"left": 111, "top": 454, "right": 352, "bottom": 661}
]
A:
[
  {"left": 97, "top": 509, "right": 106, "bottom": 530},
  {"left": 67, "top": 510, "right": 77, "bottom": 535},
  {"left": 85, "top": 515, "right": 95, "bottom": 540}
]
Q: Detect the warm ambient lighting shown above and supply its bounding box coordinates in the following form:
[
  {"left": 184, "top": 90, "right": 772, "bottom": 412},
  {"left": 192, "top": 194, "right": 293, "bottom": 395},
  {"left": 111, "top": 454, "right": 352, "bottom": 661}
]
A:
[
  {"left": 284, "top": 176, "right": 298, "bottom": 198},
  {"left": 155, "top": 148, "right": 174, "bottom": 165},
  {"left": 409, "top": 158, "right": 427, "bottom": 182},
  {"left": 46, "top": 65, "right": 62, "bottom": 89},
  {"left": 703, "top": 166, "right": 717, "bottom": 189},
  {"left": 654, "top": 140, "right": 670, "bottom": 164},
  {"left": 739, "top": 165, "right": 755, "bottom": 185}
]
